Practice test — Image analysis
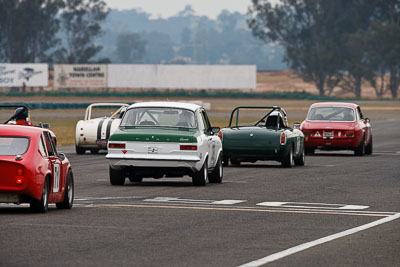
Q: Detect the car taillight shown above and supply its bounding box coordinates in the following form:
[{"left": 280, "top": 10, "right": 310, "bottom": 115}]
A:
[
  {"left": 303, "top": 130, "right": 312, "bottom": 136},
  {"left": 180, "top": 145, "right": 197, "bottom": 150},
  {"left": 280, "top": 132, "right": 286, "bottom": 145},
  {"left": 218, "top": 131, "right": 223, "bottom": 141},
  {"left": 109, "top": 143, "right": 126, "bottom": 149},
  {"left": 345, "top": 131, "right": 354, "bottom": 137},
  {"left": 16, "top": 169, "right": 24, "bottom": 185}
]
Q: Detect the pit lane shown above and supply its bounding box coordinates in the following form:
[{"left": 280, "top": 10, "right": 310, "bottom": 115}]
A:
[{"left": 0, "top": 119, "right": 399, "bottom": 267}]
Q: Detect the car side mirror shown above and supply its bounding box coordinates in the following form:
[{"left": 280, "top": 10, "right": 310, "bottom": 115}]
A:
[
  {"left": 293, "top": 122, "right": 301, "bottom": 129},
  {"left": 58, "top": 152, "right": 66, "bottom": 160},
  {"left": 210, "top": 127, "right": 220, "bottom": 135}
]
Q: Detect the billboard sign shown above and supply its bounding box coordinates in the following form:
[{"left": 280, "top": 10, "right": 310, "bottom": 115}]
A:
[
  {"left": 0, "top": 64, "right": 48, "bottom": 87},
  {"left": 54, "top": 64, "right": 107, "bottom": 88}
]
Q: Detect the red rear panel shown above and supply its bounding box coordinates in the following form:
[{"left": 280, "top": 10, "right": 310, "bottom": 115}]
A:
[{"left": 0, "top": 158, "right": 27, "bottom": 191}]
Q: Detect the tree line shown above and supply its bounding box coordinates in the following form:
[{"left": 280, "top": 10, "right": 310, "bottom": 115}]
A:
[
  {"left": 0, "top": 0, "right": 109, "bottom": 64},
  {"left": 248, "top": 0, "right": 400, "bottom": 98}
]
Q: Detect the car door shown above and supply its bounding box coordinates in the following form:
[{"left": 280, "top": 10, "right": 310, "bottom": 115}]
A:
[
  {"left": 200, "top": 109, "right": 217, "bottom": 168},
  {"left": 43, "top": 132, "right": 63, "bottom": 196}
]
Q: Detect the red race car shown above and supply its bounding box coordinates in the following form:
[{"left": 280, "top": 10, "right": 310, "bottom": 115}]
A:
[
  {"left": 300, "top": 102, "right": 372, "bottom": 156},
  {"left": 0, "top": 106, "right": 74, "bottom": 212}
]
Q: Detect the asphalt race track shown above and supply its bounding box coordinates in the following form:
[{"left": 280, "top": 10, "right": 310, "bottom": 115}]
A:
[{"left": 1, "top": 119, "right": 399, "bottom": 267}]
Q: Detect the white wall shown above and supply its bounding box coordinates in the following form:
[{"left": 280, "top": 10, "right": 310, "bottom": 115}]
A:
[{"left": 107, "top": 64, "right": 256, "bottom": 89}]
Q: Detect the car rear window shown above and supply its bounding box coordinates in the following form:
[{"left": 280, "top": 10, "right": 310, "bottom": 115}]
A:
[
  {"left": 0, "top": 137, "right": 30, "bottom": 155},
  {"left": 307, "top": 107, "right": 355, "bottom": 121},
  {"left": 121, "top": 107, "right": 197, "bottom": 129}
]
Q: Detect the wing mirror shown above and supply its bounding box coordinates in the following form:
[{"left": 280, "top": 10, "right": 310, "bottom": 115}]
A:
[
  {"left": 293, "top": 122, "right": 301, "bottom": 129},
  {"left": 210, "top": 127, "right": 220, "bottom": 135},
  {"left": 42, "top": 123, "right": 50, "bottom": 129},
  {"left": 58, "top": 153, "right": 66, "bottom": 160}
]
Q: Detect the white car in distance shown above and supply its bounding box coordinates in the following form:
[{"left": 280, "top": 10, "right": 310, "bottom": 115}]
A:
[{"left": 75, "top": 103, "right": 129, "bottom": 154}]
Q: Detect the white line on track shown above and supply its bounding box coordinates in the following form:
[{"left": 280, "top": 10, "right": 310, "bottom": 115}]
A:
[
  {"left": 81, "top": 203, "right": 393, "bottom": 217},
  {"left": 237, "top": 212, "right": 400, "bottom": 267},
  {"left": 74, "top": 196, "right": 143, "bottom": 201}
]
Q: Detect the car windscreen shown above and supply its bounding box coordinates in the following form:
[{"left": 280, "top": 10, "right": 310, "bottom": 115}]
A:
[
  {"left": 307, "top": 107, "right": 355, "bottom": 121},
  {"left": 120, "top": 107, "right": 197, "bottom": 129},
  {"left": 0, "top": 137, "right": 30, "bottom": 155},
  {"left": 230, "top": 108, "right": 286, "bottom": 128}
]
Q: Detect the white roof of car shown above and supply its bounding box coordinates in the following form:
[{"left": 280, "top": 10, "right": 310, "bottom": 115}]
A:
[{"left": 128, "top": 101, "right": 201, "bottom": 112}]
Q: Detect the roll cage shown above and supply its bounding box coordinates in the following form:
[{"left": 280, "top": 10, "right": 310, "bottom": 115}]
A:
[{"left": 228, "top": 106, "right": 288, "bottom": 129}]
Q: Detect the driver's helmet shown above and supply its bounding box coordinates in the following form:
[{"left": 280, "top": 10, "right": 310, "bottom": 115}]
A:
[
  {"left": 15, "top": 107, "right": 28, "bottom": 120},
  {"left": 14, "top": 107, "right": 33, "bottom": 126}
]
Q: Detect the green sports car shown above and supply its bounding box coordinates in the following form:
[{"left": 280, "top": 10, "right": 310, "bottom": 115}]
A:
[{"left": 221, "top": 106, "right": 305, "bottom": 167}]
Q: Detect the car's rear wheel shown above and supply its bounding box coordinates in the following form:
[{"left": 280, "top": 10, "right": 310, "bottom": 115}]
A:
[
  {"left": 109, "top": 167, "right": 125, "bottom": 185},
  {"left": 294, "top": 148, "right": 305, "bottom": 166},
  {"left": 365, "top": 136, "right": 373, "bottom": 155},
  {"left": 90, "top": 148, "right": 99, "bottom": 154},
  {"left": 230, "top": 158, "right": 241, "bottom": 166},
  {"left": 354, "top": 135, "right": 365, "bottom": 156},
  {"left": 209, "top": 156, "right": 223, "bottom": 183},
  {"left": 129, "top": 175, "right": 143, "bottom": 183},
  {"left": 192, "top": 161, "right": 208, "bottom": 186},
  {"left": 75, "top": 145, "right": 85, "bottom": 154},
  {"left": 222, "top": 156, "right": 229, "bottom": 167},
  {"left": 56, "top": 170, "right": 74, "bottom": 209},
  {"left": 281, "top": 145, "right": 294, "bottom": 168},
  {"left": 305, "top": 148, "right": 315, "bottom": 155},
  {"left": 30, "top": 177, "right": 49, "bottom": 213}
]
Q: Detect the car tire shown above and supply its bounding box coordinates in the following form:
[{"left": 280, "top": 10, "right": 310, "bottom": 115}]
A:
[
  {"left": 294, "top": 148, "right": 305, "bottom": 166},
  {"left": 230, "top": 158, "right": 241, "bottom": 166},
  {"left": 281, "top": 145, "right": 294, "bottom": 168},
  {"left": 109, "top": 167, "right": 125, "bottom": 185},
  {"left": 129, "top": 176, "right": 143, "bottom": 183},
  {"left": 30, "top": 177, "right": 49, "bottom": 213},
  {"left": 365, "top": 136, "right": 373, "bottom": 155},
  {"left": 76, "top": 145, "right": 85, "bottom": 154},
  {"left": 90, "top": 148, "right": 99, "bottom": 154},
  {"left": 192, "top": 161, "right": 208, "bottom": 186},
  {"left": 305, "top": 148, "right": 315, "bottom": 155},
  {"left": 222, "top": 156, "right": 229, "bottom": 167},
  {"left": 209, "top": 156, "right": 223, "bottom": 183},
  {"left": 56, "top": 170, "right": 74, "bottom": 209},
  {"left": 354, "top": 135, "right": 365, "bottom": 156}
]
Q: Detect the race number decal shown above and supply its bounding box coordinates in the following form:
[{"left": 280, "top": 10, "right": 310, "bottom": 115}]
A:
[{"left": 53, "top": 163, "right": 60, "bottom": 193}]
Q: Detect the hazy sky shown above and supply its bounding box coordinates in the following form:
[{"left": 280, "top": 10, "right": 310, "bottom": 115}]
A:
[{"left": 103, "top": 0, "right": 253, "bottom": 19}]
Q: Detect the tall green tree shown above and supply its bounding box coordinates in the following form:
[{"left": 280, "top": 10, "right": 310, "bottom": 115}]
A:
[
  {"left": 116, "top": 33, "right": 147, "bottom": 63},
  {"left": 366, "top": 0, "right": 400, "bottom": 98},
  {"left": 339, "top": 1, "right": 377, "bottom": 98},
  {"left": 0, "top": 0, "right": 63, "bottom": 63},
  {"left": 248, "top": 0, "right": 361, "bottom": 96},
  {"left": 56, "top": 0, "right": 109, "bottom": 63}
]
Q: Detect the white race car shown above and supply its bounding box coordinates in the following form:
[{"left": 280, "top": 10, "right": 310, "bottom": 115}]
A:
[
  {"left": 106, "top": 102, "right": 223, "bottom": 186},
  {"left": 75, "top": 103, "right": 129, "bottom": 154}
]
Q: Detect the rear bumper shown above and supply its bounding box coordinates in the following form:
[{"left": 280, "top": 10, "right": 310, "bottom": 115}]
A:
[
  {"left": 106, "top": 154, "right": 204, "bottom": 172},
  {"left": 0, "top": 192, "right": 29, "bottom": 203},
  {"left": 304, "top": 136, "right": 360, "bottom": 150},
  {"left": 223, "top": 146, "right": 289, "bottom": 161}
]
